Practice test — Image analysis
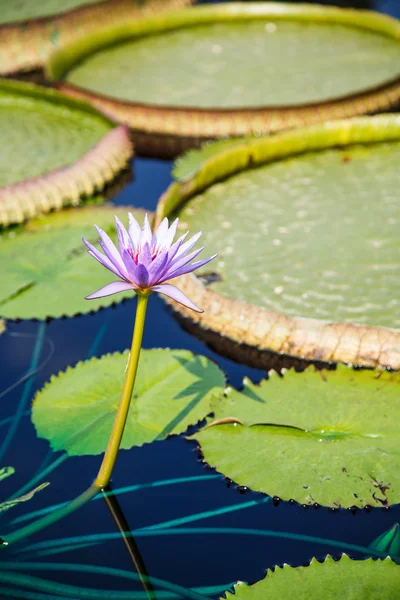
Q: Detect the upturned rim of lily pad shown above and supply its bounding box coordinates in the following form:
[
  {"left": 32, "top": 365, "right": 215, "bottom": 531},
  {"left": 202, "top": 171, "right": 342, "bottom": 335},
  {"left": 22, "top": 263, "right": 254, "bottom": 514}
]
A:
[
  {"left": 0, "top": 79, "right": 133, "bottom": 228},
  {"left": 153, "top": 115, "right": 400, "bottom": 371},
  {"left": 0, "top": 0, "right": 195, "bottom": 77},
  {"left": 45, "top": 2, "right": 400, "bottom": 158}
]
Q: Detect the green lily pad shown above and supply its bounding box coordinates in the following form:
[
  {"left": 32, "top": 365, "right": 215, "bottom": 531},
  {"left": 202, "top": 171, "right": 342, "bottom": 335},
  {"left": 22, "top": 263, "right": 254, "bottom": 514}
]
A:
[
  {"left": 191, "top": 366, "right": 400, "bottom": 507},
  {"left": 175, "top": 138, "right": 400, "bottom": 329},
  {"left": 0, "top": 80, "right": 132, "bottom": 227},
  {"left": 48, "top": 5, "right": 400, "bottom": 158},
  {"left": 0, "top": 0, "right": 100, "bottom": 24},
  {"left": 0, "top": 205, "right": 145, "bottom": 320},
  {"left": 65, "top": 19, "right": 400, "bottom": 109},
  {"left": 32, "top": 349, "right": 225, "bottom": 456},
  {"left": 221, "top": 555, "right": 400, "bottom": 600}
]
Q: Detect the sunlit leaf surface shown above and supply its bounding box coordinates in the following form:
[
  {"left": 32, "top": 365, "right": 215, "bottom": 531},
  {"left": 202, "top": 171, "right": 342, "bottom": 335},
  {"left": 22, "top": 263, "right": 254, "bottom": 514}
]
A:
[
  {"left": 32, "top": 349, "right": 225, "bottom": 455},
  {"left": 176, "top": 140, "right": 400, "bottom": 327},
  {"left": 192, "top": 366, "right": 400, "bottom": 507},
  {"left": 221, "top": 555, "right": 400, "bottom": 599},
  {"left": 66, "top": 21, "right": 400, "bottom": 108},
  {"left": 0, "top": 83, "right": 110, "bottom": 188}
]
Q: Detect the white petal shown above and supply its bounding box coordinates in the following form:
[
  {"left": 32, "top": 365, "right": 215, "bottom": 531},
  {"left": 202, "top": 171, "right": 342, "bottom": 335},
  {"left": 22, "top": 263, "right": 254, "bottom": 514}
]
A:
[
  {"left": 128, "top": 213, "right": 141, "bottom": 248},
  {"left": 162, "top": 218, "right": 179, "bottom": 249},
  {"left": 139, "top": 213, "right": 152, "bottom": 249},
  {"left": 153, "top": 217, "right": 169, "bottom": 249}
]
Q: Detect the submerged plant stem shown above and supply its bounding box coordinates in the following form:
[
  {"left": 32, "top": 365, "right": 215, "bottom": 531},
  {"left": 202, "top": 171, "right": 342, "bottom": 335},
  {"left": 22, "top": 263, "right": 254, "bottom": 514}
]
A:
[
  {"left": 4, "top": 484, "right": 99, "bottom": 546},
  {"left": 95, "top": 293, "right": 149, "bottom": 489}
]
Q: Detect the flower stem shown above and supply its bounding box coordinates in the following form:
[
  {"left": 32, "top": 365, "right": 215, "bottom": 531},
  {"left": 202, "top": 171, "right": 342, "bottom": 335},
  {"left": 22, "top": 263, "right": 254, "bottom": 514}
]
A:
[{"left": 95, "top": 293, "right": 149, "bottom": 489}]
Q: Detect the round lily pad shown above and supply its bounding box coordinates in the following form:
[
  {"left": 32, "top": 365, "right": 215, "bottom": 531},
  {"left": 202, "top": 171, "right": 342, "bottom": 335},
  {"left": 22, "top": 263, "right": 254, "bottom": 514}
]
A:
[
  {"left": 221, "top": 555, "right": 400, "bottom": 600},
  {"left": 191, "top": 366, "right": 400, "bottom": 508},
  {"left": 48, "top": 3, "right": 400, "bottom": 157},
  {"left": 155, "top": 115, "right": 400, "bottom": 371},
  {"left": 32, "top": 349, "right": 225, "bottom": 456},
  {"left": 0, "top": 80, "right": 132, "bottom": 227},
  {"left": 65, "top": 21, "right": 400, "bottom": 109},
  {"left": 0, "top": 205, "right": 145, "bottom": 320}
]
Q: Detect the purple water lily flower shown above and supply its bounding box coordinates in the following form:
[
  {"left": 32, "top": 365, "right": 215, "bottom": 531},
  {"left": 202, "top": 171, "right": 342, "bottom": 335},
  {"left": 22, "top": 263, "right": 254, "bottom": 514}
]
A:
[{"left": 82, "top": 213, "right": 216, "bottom": 312}]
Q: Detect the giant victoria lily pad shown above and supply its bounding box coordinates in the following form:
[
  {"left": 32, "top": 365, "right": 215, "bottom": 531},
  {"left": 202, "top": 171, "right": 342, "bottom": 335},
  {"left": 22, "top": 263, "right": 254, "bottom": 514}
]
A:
[
  {"left": 47, "top": 3, "right": 400, "bottom": 157},
  {"left": 0, "top": 205, "right": 146, "bottom": 320},
  {"left": 154, "top": 115, "right": 400, "bottom": 370},
  {"left": 0, "top": 80, "right": 133, "bottom": 227},
  {"left": 221, "top": 556, "right": 400, "bottom": 600},
  {"left": 0, "top": 0, "right": 195, "bottom": 76},
  {"left": 191, "top": 366, "right": 400, "bottom": 508}
]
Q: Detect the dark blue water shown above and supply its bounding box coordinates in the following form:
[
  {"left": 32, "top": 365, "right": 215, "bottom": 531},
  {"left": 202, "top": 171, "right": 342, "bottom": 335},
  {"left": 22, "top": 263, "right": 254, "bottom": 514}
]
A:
[{"left": 0, "top": 1, "right": 399, "bottom": 598}]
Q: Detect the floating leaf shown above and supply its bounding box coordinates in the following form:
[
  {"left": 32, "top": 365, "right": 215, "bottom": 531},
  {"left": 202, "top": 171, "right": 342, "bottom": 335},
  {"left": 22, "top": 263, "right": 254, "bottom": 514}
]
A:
[
  {"left": 0, "top": 320, "right": 5, "bottom": 337},
  {"left": 175, "top": 139, "right": 400, "bottom": 328},
  {"left": 0, "top": 205, "right": 145, "bottom": 320},
  {"left": 0, "top": 80, "right": 132, "bottom": 227},
  {"left": 192, "top": 366, "right": 400, "bottom": 508},
  {"left": 49, "top": 4, "right": 400, "bottom": 157},
  {"left": 369, "top": 524, "right": 400, "bottom": 557},
  {"left": 62, "top": 12, "right": 400, "bottom": 108},
  {"left": 155, "top": 116, "right": 400, "bottom": 370},
  {"left": 32, "top": 349, "right": 225, "bottom": 456},
  {"left": 0, "top": 483, "right": 49, "bottom": 515},
  {"left": 0, "top": 467, "right": 15, "bottom": 483},
  {"left": 221, "top": 555, "right": 400, "bottom": 599}
]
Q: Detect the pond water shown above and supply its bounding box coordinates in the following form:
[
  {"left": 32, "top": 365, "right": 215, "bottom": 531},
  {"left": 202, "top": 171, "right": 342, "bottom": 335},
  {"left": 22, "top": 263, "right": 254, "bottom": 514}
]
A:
[{"left": 1, "top": 1, "right": 400, "bottom": 599}]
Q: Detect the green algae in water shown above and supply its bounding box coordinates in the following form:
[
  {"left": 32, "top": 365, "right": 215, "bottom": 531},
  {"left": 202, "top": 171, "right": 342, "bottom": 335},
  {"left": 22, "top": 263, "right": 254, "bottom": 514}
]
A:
[
  {"left": 176, "top": 141, "right": 400, "bottom": 328},
  {"left": 66, "top": 20, "right": 400, "bottom": 108},
  {"left": 0, "top": 97, "right": 110, "bottom": 187},
  {"left": 0, "top": 0, "right": 101, "bottom": 25}
]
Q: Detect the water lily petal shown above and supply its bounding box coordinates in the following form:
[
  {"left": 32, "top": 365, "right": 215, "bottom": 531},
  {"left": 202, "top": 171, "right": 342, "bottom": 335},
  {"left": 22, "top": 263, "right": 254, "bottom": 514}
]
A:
[
  {"left": 121, "top": 249, "right": 142, "bottom": 286},
  {"left": 165, "top": 232, "right": 189, "bottom": 265},
  {"left": 152, "top": 283, "right": 203, "bottom": 312},
  {"left": 147, "top": 251, "right": 169, "bottom": 285},
  {"left": 139, "top": 214, "right": 152, "bottom": 248},
  {"left": 95, "top": 225, "right": 129, "bottom": 279},
  {"left": 140, "top": 242, "right": 153, "bottom": 268},
  {"left": 82, "top": 238, "right": 123, "bottom": 279},
  {"left": 85, "top": 281, "right": 135, "bottom": 300},
  {"left": 163, "top": 254, "right": 218, "bottom": 281},
  {"left": 136, "top": 264, "right": 149, "bottom": 288},
  {"left": 153, "top": 217, "right": 169, "bottom": 249},
  {"left": 83, "top": 214, "right": 216, "bottom": 302},
  {"left": 160, "top": 246, "right": 205, "bottom": 281},
  {"left": 115, "top": 216, "right": 131, "bottom": 255},
  {"left": 175, "top": 231, "right": 202, "bottom": 259},
  {"left": 128, "top": 213, "right": 141, "bottom": 248}
]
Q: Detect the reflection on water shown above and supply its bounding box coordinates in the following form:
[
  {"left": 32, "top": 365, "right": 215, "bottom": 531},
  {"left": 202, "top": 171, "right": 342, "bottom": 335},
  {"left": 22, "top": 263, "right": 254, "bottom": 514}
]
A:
[{"left": 1, "top": 1, "right": 400, "bottom": 598}]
